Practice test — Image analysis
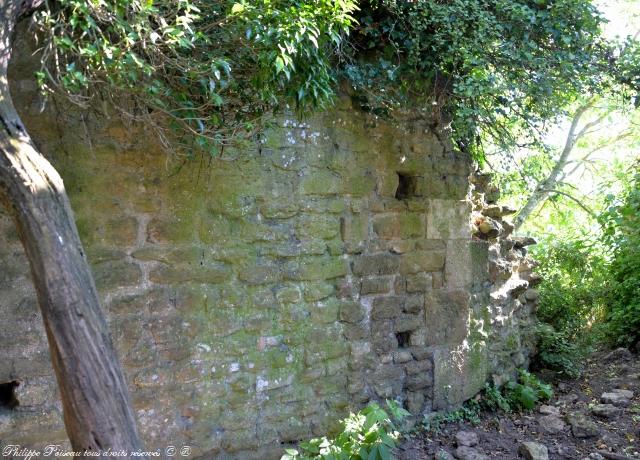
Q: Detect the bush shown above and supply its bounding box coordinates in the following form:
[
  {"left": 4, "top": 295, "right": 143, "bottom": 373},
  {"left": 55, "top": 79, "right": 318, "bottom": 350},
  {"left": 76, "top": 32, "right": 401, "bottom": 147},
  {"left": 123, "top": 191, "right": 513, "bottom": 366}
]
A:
[
  {"left": 531, "top": 239, "right": 608, "bottom": 376},
  {"left": 421, "top": 371, "right": 553, "bottom": 434},
  {"left": 481, "top": 383, "right": 512, "bottom": 413},
  {"left": 282, "top": 401, "right": 410, "bottom": 460},
  {"left": 422, "top": 401, "right": 481, "bottom": 433},
  {"left": 481, "top": 371, "right": 552, "bottom": 413},
  {"left": 503, "top": 370, "right": 553, "bottom": 411},
  {"left": 534, "top": 324, "right": 586, "bottom": 378},
  {"left": 601, "top": 162, "right": 640, "bottom": 348}
]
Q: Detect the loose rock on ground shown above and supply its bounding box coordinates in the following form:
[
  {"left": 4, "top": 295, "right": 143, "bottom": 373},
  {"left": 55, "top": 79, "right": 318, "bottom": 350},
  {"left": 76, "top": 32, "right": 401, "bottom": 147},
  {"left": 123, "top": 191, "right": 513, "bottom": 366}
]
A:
[{"left": 397, "top": 348, "right": 640, "bottom": 459}]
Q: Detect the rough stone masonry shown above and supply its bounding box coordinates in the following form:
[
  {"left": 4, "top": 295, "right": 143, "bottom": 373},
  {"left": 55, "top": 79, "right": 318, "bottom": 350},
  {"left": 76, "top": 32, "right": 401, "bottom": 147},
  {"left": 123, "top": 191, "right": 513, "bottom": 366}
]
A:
[{"left": 0, "top": 31, "right": 539, "bottom": 459}]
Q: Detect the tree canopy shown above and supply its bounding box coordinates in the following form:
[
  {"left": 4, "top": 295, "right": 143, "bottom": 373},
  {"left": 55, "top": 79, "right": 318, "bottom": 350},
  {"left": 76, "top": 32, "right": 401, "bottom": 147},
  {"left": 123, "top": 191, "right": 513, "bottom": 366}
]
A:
[{"left": 33, "top": 0, "right": 639, "bottom": 160}]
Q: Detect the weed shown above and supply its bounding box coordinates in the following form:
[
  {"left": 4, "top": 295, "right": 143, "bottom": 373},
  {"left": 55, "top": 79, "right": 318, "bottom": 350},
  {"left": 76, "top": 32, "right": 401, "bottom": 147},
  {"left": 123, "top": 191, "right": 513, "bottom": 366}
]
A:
[{"left": 282, "top": 400, "right": 409, "bottom": 460}]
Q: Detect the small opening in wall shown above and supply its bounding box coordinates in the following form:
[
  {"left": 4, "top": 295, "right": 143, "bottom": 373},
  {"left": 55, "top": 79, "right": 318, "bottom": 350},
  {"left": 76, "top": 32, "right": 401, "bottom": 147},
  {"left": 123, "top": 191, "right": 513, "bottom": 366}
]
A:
[
  {"left": 395, "top": 173, "right": 418, "bottom": 200},
  {"left": 0, "top": 381, "right": 19, "bottom": 410},
  {"left": 395, "top": 331, "right": 411, "bottom": 348}
]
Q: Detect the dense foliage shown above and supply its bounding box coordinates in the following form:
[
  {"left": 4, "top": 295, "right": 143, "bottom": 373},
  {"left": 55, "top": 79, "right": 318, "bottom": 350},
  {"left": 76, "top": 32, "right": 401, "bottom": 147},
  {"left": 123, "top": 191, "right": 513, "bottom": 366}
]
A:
[
  {"left": 514, "top": 160, "right": 640, "bottom": 375},
  {"left": 33, "top": 0, "right": 357, "bottom": 152},
  {"left": 281, "top": 401, "right": 409, "bottom": 460},
  {"left": 33, "top": 0, "right": 638, "bottom": 160},
  {"left": 601, "top": 162, "right": 640, "bottom": 348},
  {"left": 345, "top": 0, "right": 629, "bottom": 156},
  {"left": 532, "top": 240, "right": 608, "bottom": 376}
]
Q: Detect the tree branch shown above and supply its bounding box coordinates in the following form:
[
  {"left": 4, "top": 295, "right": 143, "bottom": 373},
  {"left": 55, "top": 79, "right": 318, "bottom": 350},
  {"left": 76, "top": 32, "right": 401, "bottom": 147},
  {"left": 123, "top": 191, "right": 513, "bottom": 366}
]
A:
[{"left": 539, "top": 188, "right": 597, "bottom": 218}]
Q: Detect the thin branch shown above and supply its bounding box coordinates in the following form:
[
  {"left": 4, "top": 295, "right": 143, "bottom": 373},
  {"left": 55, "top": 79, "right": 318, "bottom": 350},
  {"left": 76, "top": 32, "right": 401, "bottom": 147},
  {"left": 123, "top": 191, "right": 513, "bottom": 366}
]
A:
[{"left": 539, "top": 188, "right": 597, "bottom": 218}]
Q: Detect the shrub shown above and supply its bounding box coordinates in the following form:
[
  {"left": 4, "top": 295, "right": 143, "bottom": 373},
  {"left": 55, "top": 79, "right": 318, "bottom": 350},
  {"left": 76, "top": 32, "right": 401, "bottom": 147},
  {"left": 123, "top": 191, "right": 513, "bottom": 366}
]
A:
[
  {"left": 601, "top": 162, "right": 640, "bottom": 348},
  {"left": 282, "top": 401, "right": 410, "bottom": 460},
  {"left": 422, "top": 401, "right": 481, "bottom": 433},
  {"left": 481, "top": 371, "right": 552, "bottom": 413},
  {"left": 422, "top": 371, "right": 553, "bottom": 434},
  {"left": 534, "top": 324, "right": 587, "bottom": 379},
  {"left": 481, "top": 383, "right": 512, "bottom": 413},
  {"left": 531, "top": 239, "right": 608, "bottom": 376},
  {"left": 504, "top": 370, "right": 553, "bottom": 411}
]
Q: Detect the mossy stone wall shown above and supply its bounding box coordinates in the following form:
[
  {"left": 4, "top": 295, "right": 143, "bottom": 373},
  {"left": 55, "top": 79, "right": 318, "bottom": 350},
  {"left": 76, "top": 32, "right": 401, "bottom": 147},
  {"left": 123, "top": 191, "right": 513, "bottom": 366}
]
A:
[{"left": 0, "top": 33, "right": 537, "bottom": 459}]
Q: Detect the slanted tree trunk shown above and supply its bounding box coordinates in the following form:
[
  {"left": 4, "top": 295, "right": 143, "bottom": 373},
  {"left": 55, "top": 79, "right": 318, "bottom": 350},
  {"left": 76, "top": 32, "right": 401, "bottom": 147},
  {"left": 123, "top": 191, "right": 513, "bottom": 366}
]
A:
[
  {"left": 513, "top": 102, "right": 594, "bottom": 232},
  {"left": 0, "top": 0, "right": 143, "bottom": 454}
]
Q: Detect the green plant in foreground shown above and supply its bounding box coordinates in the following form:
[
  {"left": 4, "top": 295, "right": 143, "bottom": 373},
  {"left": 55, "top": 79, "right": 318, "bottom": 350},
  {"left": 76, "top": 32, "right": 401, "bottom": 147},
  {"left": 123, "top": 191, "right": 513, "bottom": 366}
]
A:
[
  {"left": 481, "top": 383, "right": 512, "bottom": 413},
  {"left": 282, "top": 400, "right": 410, "bottom": 460},
  {"left": 504, "top": 370, "right": 553, "bottom": 411},
  {"left": 423, "top": 371, "right": 553, "bottom": 433},
  {"left": 422, "top": 400, "right": 482, "bottom": 433}
]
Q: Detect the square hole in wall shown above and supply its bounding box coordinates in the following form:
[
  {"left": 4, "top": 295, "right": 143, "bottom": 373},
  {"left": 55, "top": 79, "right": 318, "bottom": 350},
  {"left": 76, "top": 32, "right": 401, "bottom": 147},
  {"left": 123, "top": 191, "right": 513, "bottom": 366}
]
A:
[
  {"left": 395, "top": 331, "right": 411, "bottom": 348},
  {"left": 0, "top": 381, "right": 19, "bottom": 410},
  {"left": 395, "top": 173, "right": 418, "bottom": 200}
]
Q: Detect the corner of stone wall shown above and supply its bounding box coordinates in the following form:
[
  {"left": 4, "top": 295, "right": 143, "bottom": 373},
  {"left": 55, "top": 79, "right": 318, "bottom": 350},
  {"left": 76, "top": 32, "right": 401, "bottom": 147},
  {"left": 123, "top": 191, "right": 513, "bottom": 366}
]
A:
[
  {"left": 469, "top": 173, "right": 540, "bottom": 387},
  {"left": 429, "top": 170, "right": 541, "bottom": 411}
]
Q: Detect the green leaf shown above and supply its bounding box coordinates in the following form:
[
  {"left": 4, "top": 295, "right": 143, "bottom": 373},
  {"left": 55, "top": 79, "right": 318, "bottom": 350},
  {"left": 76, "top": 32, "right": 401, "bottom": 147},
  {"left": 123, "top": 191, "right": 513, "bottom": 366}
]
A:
[{"left": 231, "top": 3, "right": 245, "bottom": 14}]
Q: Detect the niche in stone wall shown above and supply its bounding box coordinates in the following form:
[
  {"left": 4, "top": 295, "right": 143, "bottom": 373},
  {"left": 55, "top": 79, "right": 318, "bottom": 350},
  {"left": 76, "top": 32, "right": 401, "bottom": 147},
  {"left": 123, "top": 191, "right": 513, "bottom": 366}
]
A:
[
  {"left": 395, "top": 331, "right": 411, "bottom": 348},
  {"left": 395, "top": 173, "right": 420, "bottom": 200},
  {"left": 0, "top": 381, "right": 20, "bottom": 410}
]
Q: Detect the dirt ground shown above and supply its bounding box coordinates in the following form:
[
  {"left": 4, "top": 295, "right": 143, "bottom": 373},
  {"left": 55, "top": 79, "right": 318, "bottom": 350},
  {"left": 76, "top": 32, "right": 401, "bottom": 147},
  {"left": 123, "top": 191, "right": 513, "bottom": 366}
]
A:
[{"left": 398, "top": 349, "right": 640, "bottom": 460}]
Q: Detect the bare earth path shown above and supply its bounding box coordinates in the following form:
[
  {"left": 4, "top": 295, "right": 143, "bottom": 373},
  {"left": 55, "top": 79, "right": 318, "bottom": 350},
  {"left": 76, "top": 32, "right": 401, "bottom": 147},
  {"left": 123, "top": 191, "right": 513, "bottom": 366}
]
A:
[{"left": 398, "top": 349, "right": 640, "bottom": 460}]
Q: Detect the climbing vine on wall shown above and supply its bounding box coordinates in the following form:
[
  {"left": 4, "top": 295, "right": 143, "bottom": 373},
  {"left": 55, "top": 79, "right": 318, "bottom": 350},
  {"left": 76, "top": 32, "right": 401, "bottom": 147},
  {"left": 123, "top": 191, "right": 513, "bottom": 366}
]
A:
[{"left": 33, "top": 0, "right": 638, "bottom": 161}]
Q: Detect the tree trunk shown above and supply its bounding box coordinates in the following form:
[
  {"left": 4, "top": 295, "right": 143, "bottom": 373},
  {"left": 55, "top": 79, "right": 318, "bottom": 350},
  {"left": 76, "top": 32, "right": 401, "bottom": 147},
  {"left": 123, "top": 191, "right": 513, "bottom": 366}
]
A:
[
  {"left": 513, "top": 102, "right": 592, "bottom": 232},
  {"left": 0, "top": 1, "right": 143, "bottom": 455}
]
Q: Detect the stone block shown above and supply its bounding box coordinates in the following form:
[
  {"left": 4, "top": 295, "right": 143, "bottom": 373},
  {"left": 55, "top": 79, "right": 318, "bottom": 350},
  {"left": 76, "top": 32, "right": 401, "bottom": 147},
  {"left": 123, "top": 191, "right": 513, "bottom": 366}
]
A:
[
  {"left": 395, "top": 314, "right": 423, "bottom": 333},
  {"left": 371, "top": 363, "right": 404, "bottom": 398},
  {"left": 102, "top": 216, "right": 139, "bottom": 247},
  {"left": 146, "top": 217, "right": 194, "bottom": 244},
  {"left": 369, "top": 197, "right": 407, "bottom": 213},
  {"left": 310, "top": 299, "right": 340, "bottom": 324},
  {"left": 303, "top": 282, "right": 335, "bottom": 301},
  {"left": 445, "top": 240, "right": 473, "bottom": 290},
  {"left": 400, "top": 250, "right": 446, "bottom": 275},
  {"left": 377, "top": 172, "right": 400, "bottom": 197},
  {"left": 393, "top": 350, "right": 413, "bottom": 363},
  {"left": 342, "top": 323, "right": 368, "bottom": 340},
  {"left": 372, "top": 296, "right": 403, "bottom": 320},
  {"left": 406, "top": 391, "right": 425, "bottom": 414},
  {"left": 371, "top": 320, "right": 398, "bottom": 353},
  {"left": 407, "top": 273, "right": 433, "bottom": 293},
  {"left": 149, "top": 262, "right": 230, "bottom": 284},
  {"left": 427, "top": 199, "right": 471, "bottom": 240},
  {"left": 360, "top": 277, "right": 391, "bottom": 295},
  {"left": 296, "top": 215, "right": 340, "bottom": 240},
  {"left": 424, "top": 290, "right": 470, "bottom": 346},
  {"left": 347, "top": 174, "right": 377, "bottom": 197},
  {"left": 372, "top": 214, "right": 400, "bottom": 240},
  {"left": 416, "top": 239, "right": 446, "bottom": 251},
  {"left": 405, "top": 359, "right": 432, "bottom": 375},
  {"left": 285, "top": 257, "right": 347, "bottom": 281},
  {"left": 405, "top": 372, "right": 433, "bottom": 390},
  {"left": 238, "top": 262, "right": 281, "bottom": 285},
  {"left": 93, "top": 260, "right": 142, "bottom": 291},
  {"left": 262, "top": 240, "right": 326, "bottom": 258},
  {"left": 300, "top": 170, "right": 343, "bottom": 195},
  {"left": 432, "top": 343, "right": 488, "bottom": 410},
  {"left": 340, "top": 214, "right": 368, "bottom": 253},
  {"left": 275, "top": 285, "right": 302, "bottom": 304},
  {"left": 338, "top": 301, "right": 366, "bottom": 323},
  {"left": 403, "top": 295, "right": 424, "bottom": 314},
  {"left": 400, "top": 213, "right": 425, "bottom": 239},
  {"left": 352, "top": 254, "right": 400, "bottom": 276}
]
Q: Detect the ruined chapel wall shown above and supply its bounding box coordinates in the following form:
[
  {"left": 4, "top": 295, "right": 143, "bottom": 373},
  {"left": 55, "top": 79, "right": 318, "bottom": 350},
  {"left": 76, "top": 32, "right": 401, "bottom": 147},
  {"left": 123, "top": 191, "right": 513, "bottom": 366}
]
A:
[{"left": 0, "top": 31, "right": 538, "bottom": 459}]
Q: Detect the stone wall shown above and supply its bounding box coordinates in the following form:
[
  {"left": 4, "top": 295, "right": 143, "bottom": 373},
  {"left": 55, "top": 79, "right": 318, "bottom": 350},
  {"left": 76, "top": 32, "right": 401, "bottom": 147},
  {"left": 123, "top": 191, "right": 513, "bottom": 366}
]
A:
[{"left": 0, "top": 33, "right": 537, "bottom": 459}]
